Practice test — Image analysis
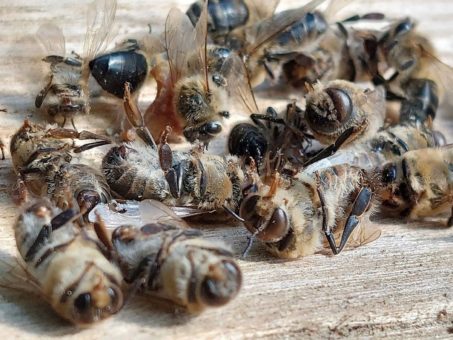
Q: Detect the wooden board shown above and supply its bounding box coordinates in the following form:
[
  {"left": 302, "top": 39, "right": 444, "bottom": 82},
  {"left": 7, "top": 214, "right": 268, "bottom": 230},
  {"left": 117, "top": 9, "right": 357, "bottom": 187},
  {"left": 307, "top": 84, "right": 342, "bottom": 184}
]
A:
[{"left": 0, "top": 0, "right": 452, "bottom": 338}]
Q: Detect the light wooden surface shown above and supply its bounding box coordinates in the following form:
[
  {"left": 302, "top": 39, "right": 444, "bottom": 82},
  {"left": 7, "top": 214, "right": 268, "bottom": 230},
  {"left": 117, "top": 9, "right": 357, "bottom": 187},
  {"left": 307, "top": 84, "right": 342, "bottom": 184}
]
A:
[{"left": 0, "top": 0, "right": 453, "bottom": 338}]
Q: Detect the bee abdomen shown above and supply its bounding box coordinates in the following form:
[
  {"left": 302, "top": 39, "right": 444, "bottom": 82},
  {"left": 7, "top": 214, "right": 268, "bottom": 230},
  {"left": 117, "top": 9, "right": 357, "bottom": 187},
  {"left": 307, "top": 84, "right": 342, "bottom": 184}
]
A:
[
  {"left": 187, "top": 0, "right": 249, "bottom": 37},
  {"left": 89, "top": 51, "right": 148, "bottom": 99},
  {"left": 276, "top": 12, "right": 328, "bottom": 47},
  {"left": 400, "top": 78, "right": 439, "bottom": 122},
  {"left": 228, "top": 123, "right": 267, "bottom": 165}
]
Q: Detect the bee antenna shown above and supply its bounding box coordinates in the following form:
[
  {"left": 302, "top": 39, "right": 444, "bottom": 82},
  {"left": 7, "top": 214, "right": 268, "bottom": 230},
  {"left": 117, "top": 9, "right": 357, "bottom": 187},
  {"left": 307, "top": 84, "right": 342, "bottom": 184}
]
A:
[
  {"left": 223, "top": 204, "right": 245, "bottom": 222},
  {"left": 265, "top": 172, "right": 280, "bottom": 198},
  {"left": 241, "top": 235, "right": 255, "bottom": 259}
]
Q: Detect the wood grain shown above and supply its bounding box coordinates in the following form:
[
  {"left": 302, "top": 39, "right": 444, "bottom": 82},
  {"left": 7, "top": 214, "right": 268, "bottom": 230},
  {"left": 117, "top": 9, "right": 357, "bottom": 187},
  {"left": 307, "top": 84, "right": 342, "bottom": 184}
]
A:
[{"left": 0, "top": 0, "right": 452, "bottom": 338}]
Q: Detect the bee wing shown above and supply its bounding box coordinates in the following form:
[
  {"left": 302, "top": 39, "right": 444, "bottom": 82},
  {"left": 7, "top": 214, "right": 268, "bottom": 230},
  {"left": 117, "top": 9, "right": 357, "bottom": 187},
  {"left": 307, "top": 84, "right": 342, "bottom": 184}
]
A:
[
  {"left": 165, "top": 1, "right": 208, "bottom": 86},
  {"left": 83, "top": 0, "right": 117, "bottom": 61},
  {"left": 344, "top": 223, "right": 381, "bottom": 250},
  {"left": 244, "top": 0, "right": 327, "bottom": 55},
  {"left": 246, "top": 0, "right": 280, "bottom": 23},
  {"left": 35, "top": 23, "right": 66, "bottom": 57},
  {"left": 221, "top": 53, "right": 259, "bottom": 113},
  {"left": 0, "top": 256, "right": 42, "bottom": 296},
  {"left": 88, "top": 200, "right": 212, "bottom": 229}
]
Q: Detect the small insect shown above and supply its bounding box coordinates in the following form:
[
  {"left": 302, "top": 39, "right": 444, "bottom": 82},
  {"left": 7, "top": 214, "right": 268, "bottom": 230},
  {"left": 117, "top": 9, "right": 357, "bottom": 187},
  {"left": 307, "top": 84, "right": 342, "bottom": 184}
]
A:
[
  {"left": 186, "top": 0, "right": 280, "bottom": 44},
  {"left": 376, "top": 145, "right": 453, "bottom": 224},
  {"left": 144, "top": 2, "right": 254, "bottom": 144},
  {"left": 13, "top": 198, "right": 124, "bottom": 325},
  {"left": 239, "top": 163, "right": 380, "bottom": 259},
  {"left": 304, "top": 80, "right": 386, "bottom": 146},
  {"left": 10, "top": 120, "right": 111, "bottom": 210},
  {"left": 93, "top": 200, "right": 242, "bottom": 313},
  {"left": 304, "top": 119, "right": 439, "bottom": 173},
  {"left": 374, "top": 17, "right": 452, "bottom": 123},
  {"left": 34, "top": 0, "right": 117, "bottom": 127},
  {"left": 228, "top": 102, "right": 313, "bottom": 168}
]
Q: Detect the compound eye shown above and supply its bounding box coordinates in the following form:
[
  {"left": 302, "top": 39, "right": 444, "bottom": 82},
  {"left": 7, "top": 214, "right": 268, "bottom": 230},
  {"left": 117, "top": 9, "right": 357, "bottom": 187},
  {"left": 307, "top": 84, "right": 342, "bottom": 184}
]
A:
[
  {"left": 204, "top": 122, "right": 222, "bottom": 135},
  {"left": 382, "top": 163, "right": 398, "bottom": 183},
  {"left": 325, "top": 88, "right": 353, "bottom": 123},
  {"left": 260, "top": 208, "right": 289, "bottom": 242},
  {"left": 74, "top": 293, "right": 92, "bottom": 313},
  {"left": 306, "top": 88, "right": 352, "bottom": 134},
  {"left": 239, "top": 195, "right": 260, "bottom": 226},
  {"left": 394, "top": 19, "right": 413, "bottom": 37},
  {"left": 200, "top": 260, "right": 242, "bottom": 307}
]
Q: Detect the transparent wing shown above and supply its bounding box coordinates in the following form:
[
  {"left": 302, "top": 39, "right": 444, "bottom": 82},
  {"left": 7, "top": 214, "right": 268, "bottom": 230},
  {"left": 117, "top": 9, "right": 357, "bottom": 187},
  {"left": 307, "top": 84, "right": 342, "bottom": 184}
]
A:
[
  {"left": 221, "top": 53, "right": 259, "bottom": 114},
  {"left": 165, "top": 4, "right": 206, "bottom": 85},
  {"left": 246, "top": 0, "right": 280, "bottom": 23},
  {"left": 83, "top": 0, "right": 117, "bottom": 60},
  {"left": 245, "top": 0, "right": 327, "bottom": 55},
  {"left": 35, "top": 23, "right": 66, "bottom": 57},
  {"left": 87, "top": 200, "right": 209, "bottom": 229}
]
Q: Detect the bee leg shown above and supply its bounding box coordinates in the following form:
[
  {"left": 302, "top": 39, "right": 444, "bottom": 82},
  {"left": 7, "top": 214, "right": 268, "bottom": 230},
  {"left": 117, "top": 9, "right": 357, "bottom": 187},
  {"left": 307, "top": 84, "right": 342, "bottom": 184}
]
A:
[
  {"left": 12, "top": 178, "right": 28, "bottom": 205},
  {"left": 158, "top": 127, "right": 179, "bottom": 198},
  {"left": 317, "top": 178, "right": 373, "bottom": 254},
  {"left": 50, "top": 208, "right": 79, "bottom": 230},
  {"left": 93, "top": 212, "right": 113, "bottom": 253},
  {"left": 303, "top": 126, "right": 355, "bottom": 167},
  {"left": 338, "top": 187, "right": 373, "bottom": 253},
  {"left": 46, "top": 127, "right": 111, "bottom": 142},
  {"left": 73, "top": 140, "right": 111, "bottom": 153},
  {"left": 35, "top": 74, "right": 53, "bottom": 108},
  {"left": 22, "top": 146, "right": 68, "bottom": 167},
  {"left": 0, "top": 139, "right": 5, "bottom": 160},
  {"left": 123, "top": 82, "right": 157, "bottom": 149}
]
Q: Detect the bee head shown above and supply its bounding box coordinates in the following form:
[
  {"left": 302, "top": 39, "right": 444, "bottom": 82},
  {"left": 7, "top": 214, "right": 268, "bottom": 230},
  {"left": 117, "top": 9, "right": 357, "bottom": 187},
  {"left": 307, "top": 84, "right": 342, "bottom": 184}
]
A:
[
  {"left": 239, "top": 173, "right": 290, "bottom": 244},
  {"left": 198, "top": 259, "right": 242, "bottom": 307},
  {"left": 183, "top": 121, "right": 223, "bottom": 143},
  {"left": 61, "top": 264, "right": 123, "bottom": 325},
  {"left": 306, "top": 85, "right": 353, "bottom": 135}
]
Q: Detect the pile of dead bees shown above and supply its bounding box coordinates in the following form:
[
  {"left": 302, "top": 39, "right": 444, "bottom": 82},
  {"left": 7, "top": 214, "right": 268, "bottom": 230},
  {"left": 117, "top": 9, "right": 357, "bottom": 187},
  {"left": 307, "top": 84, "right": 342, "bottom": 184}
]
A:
[{"left": 2, "top": 0, "right": 452, "bottom": 326}]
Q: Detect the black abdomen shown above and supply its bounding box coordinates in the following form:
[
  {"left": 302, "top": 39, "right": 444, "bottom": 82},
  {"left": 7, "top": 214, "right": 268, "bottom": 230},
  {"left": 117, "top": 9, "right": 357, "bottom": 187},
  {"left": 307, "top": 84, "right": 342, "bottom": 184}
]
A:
[{"left": 89, "top": 51, "right": 148, "bottom": 98}]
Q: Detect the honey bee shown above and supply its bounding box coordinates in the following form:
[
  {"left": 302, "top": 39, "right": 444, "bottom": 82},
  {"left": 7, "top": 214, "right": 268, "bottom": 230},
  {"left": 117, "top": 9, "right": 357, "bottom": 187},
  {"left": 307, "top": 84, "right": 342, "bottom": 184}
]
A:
[
  {"left": 304, "top": 118, "right": 439, "bottom": 173},
  {"left": 229, "top": 80, "right": 385, "bottom": 169},
  {"left": 225, "top": 0, "right": 358, "bottom": 87},
  {"left": 144, "top": 2, "right": 254, "bottom": 144},
  {"left": 239, "top": 163, "right": 380, "bottom": 258},
  {"left": 10, "top": 120, "right": 111, "bottom": 211},
  {"left": 373, "top": 17, "right": 452, "bottom": 123},
  {"left": 304, "top": 79, "right": 386, "bottom": 145},
  {"left": 34, "top": 0, "right": 117, "bottom": 127},
  {"left": 376, "top": 145, "right": 453, "bottom": 224},
  {"left": 13, "top": 198, "right": 124, "bottom": 325},
  {"left": 186, "top": 0, "right": 280, "bottom": 44},
  {"left": 103, "top": 84, "right": 245, "bottom": 216},
  {"left": 92, "top": 200, "right": 242, "bottom": 313},
  {"left": 280, "top": 13, "right": 388, "bottom": 88}
]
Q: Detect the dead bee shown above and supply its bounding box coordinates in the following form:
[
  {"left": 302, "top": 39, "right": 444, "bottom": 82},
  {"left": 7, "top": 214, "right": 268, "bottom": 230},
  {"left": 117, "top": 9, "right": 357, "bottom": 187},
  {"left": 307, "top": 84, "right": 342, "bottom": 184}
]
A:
[
  {"left": 93, "top": 200, "right": 242, "bottom": 313},
  {"left": 103, "top": 84, "right": 245, "bottom": 216},
  {"left": 225, "top": 0, "right": 357, "bottom": 87},
  {"left": 240, "top": 163, "right": 380, "bottom": 259},
  {"left": 228, "top": 102, "right": 313, "bottom": 168},
  {"left": 34, "top": 0, "right": 117, "bottom": 127},
  {"left": 144, "top": 2, "right": 254, "bottom": 144},
  {"left": 10, "top": 120, "right": 111, "bottom": 211},
  {"left": 13, "top": 198, "right": 123, "bottom": 325},
  {"left": 373, "top": 17, "right": 452, "bottom": 123},
  {"left": 304, "top": 119, "right": 439, "bottom": 173},
  {"left": 377, "top": 145, "right": 453, "bottom": 224},
  {"left": 304, "top": 80, "right": 386, "bottom": 146},
  {"left": 186, "top": 0, "right": 279, "bottom": 44}
]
